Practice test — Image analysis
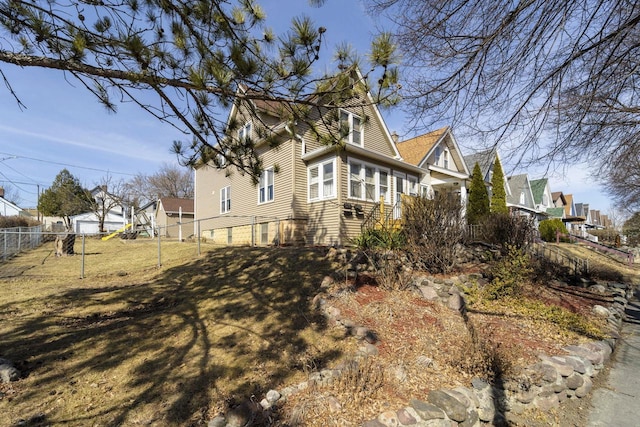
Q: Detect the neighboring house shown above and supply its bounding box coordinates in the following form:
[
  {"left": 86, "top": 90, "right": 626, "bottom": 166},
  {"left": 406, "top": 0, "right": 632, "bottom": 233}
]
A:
[
  {"left": 0, "top": 187, "right": 27, "bottom": 217},
  {"left": 591, "top": 210, "right": 602, "bottom": 228},
  {"left": 530, "top": 178, "right": 554, "bottom": 212},
  {"left": 70, "top": 186, "right": 127, "bottom": 234},
  {"left": 561, "top": 194, "right": 585, "bottom": 233},
  {"left": 462, "top": 147, "right": 510, "bottom": 201},
  {"left": 71, "top": 211, "right": 126, "bottom": 234},
  {"left": 506, "top": 174, "right": 542, "bottom": 221},
  {"left": 551, "top": 191, "right": 566, "bottom": 208},
  {"left": 156, "top": 197, "right": 194, "bottom": 239},
  {"left": 572, "top": 203, "right": 591, "bottom": 237},
  {"left": 396, "top": 126, "right": 470, "bottom": 204},
  {"left": 194, "top": 71, "right": 435, "bottom": 246}
]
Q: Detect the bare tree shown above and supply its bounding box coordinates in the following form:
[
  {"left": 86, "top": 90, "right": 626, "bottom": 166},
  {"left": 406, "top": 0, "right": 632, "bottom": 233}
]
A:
[
  {"left": 90, "top": 175, "right": 126, "bottom": 233},
  {"left": 125, "top": 163, "right": 193, "bottom": 207},
  {"left": 365, "top": 0, "right": 640, "bottom": 205},
  {"left": 605, "top": 145, "right": 640, "bottom": 211},
  {"left": 0, "top": 183, "right": 22, "bottom": 205},
  {"left": 0, "top": 0, "right": 399, "bottom": 179}
]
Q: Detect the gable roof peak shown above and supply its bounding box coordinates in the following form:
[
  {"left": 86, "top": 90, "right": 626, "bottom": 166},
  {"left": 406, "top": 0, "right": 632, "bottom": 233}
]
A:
[{"left": 396, "top": 126, "right": 450, "bottom": 166}]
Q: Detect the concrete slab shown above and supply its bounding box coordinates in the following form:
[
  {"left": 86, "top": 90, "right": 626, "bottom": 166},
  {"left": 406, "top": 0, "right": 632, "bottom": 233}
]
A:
[{"left": 587, "top": 290, "right": 640, "bottom": 427}]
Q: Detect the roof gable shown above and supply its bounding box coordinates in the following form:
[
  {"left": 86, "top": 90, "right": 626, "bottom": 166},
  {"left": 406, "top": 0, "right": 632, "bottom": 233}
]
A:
[
  {"left": 463, "top": 148, "right": 497, "bottom": 182},
  {"left": 507, "top": 174, "right": 535, "bottom": 208},
  {"left": 529, "top": 178, "right": 549, "bottom": 205},
  {"left": 396, "top": 127, "right": 448, "bottom": 166},
  {"left": 159, "top": 197, "right": 194, "bottom": 214}
]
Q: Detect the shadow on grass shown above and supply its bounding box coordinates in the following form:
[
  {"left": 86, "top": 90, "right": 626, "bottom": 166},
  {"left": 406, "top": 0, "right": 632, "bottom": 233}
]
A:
[{"left": 0, "top": 246, "right": 339, "bottom": 426}]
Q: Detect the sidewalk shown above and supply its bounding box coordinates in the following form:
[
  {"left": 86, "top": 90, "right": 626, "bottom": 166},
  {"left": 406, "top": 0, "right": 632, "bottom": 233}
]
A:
[{"left": 587, "top": 287, "right": 640, "bottom": 427}]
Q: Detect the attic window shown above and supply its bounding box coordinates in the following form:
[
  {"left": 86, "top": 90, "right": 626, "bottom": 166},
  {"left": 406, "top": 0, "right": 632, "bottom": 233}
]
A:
[
  {"left": 238, "top": 122, "right": 252, "bottom": 143},
  {"left": 339, "top": 110, "right": 363, "bottom": 146}
]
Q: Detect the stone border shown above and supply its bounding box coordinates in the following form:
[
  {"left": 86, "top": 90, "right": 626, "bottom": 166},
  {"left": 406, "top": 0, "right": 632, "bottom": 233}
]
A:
[{"left": 357, "top": 280, "right": 630, "bottom": 427}]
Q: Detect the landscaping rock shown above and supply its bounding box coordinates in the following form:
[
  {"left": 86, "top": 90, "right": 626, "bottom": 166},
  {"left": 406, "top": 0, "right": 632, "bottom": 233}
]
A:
[
  {"left": 447, "top": 293, "right": 464, "bottom": 311},
  {"left": 427, "top": 390, "right": 468, "bottom": 422},
  {"left": 266, "top": 389, "right": 280, "bottom": 404},
  {"left": 539, "top": 356, "right": 574, "bottom": 377},
  {"left": 0, "top": 359, "right": 19, "bottom": 383},
  {"left": 396, "top": 408, "right": 417, "bottom": 425},
  {"left": 575, "top": 375, "right": 593, "bottom": 398},
  {"left": 377, "top": 410, "right": 399, "bottom": 426},
  {"left": 473, "top": 385, "right": 497, "bottom": 422},
  {"left": 588, "top": 284, "right": 607, "bottom": 294},
  {"left": 534, "top": 391, "right": 559, "bottom": 411},
  {"left": 592, "top": 305, "right": 610, "bottom": 317},
  {"left": 419, "top": 285, "right": 439, "bottom": 301},
  {"left": 208, "top": 416, "right": 226, "bottom": 427},
  {"left": 566, "top": 372, "right": 584, "bottom": 390},
  {"left": 225, "top": 400, "right": 257, "bottom": 427},
  {"left": 409, "top": 399, "right": 446, "bottom": 420},
  {"left": 563, "top": 345, "right": 604, "bottom": 368}
]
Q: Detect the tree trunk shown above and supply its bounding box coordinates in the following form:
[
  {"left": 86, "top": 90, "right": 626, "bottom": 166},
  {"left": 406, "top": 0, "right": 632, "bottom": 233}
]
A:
[{"left": 55, "top": 234, "right": 76, "bottom": 256}]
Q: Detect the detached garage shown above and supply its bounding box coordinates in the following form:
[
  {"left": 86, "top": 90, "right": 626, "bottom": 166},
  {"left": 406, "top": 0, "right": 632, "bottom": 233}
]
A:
[{"left": 71, "top": 212, "right": 126, "bottom": 235}]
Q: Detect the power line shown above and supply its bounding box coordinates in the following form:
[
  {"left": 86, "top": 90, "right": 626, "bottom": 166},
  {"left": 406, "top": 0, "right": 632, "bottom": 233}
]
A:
[{"left": 0, "top": 151, "right": 138, "bottom": 177}]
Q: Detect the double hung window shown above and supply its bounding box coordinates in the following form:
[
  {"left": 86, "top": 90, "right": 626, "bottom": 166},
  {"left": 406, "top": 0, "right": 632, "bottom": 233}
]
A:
[
  {"left": 220, "top": 186, "right": 231, "bottom": 213},
  {"left": 308, "top": 159, "right": 335, "bottom": 201},
  {"left": 259, "top": 168, "right": 274, "bottom": 203},
  {"left": 340, "top": 110, "right": 363, "bottom": 146}
]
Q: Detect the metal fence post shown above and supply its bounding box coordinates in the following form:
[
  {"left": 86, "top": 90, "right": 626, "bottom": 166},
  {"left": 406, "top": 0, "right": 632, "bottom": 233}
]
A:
[
  {"left": 197, "top": 220, "right": 201, "bottom": 256},
  {"left": 157, "top": 229, "right": 162, "bottom": 267},
  {"left": 3, "top": 229, "right": 6, "bottom": 261},
  {"left": 251, "top": 216, "right": 255, "bottom": 246},
  {"left": 81, "top": 234, "right": 86, "bottom": 279}
]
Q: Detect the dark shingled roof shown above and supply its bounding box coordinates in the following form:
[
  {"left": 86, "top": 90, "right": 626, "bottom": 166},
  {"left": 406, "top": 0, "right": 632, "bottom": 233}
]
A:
[
  {"left": 463, "top": 148, "right": 496, "bottom": 182},
  {"left": 159, "top": 197, "right": 194, "bottom": 214}
]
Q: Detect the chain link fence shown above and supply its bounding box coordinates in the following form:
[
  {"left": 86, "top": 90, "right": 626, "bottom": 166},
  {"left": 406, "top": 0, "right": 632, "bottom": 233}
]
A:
[
  {"left": 0, "top": 215, "right": 300, "bottom": 279},
  {"left": 1, "top": 226, "right": 44, "bottom": 262}
]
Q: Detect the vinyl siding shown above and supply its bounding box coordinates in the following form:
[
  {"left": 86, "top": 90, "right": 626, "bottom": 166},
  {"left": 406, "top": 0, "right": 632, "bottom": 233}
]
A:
[{"left": 298, "top": 99, "right": 396, "bottom": 158}]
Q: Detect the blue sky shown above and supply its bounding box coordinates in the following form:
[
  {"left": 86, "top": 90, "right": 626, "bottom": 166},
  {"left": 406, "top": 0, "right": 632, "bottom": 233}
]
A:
[{"left": 0, "top": 0, "right": 612, "bottom": 215}]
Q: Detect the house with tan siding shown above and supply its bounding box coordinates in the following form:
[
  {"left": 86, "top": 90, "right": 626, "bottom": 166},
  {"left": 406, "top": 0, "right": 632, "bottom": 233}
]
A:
[
  {"left": 194, "top": 74, "right": 466, "bottom": 247},
  {"left": 156, "top": 197, "right": 194, "bottom": 239},
  {"left": 395, "top": 126, "right": 470, "bottom": 202}
]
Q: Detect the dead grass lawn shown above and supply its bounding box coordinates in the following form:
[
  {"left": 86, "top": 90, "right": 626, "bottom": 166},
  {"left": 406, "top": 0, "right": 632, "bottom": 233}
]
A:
[{"left": 0, "top": 239, "right": 354, "bottom": 426}]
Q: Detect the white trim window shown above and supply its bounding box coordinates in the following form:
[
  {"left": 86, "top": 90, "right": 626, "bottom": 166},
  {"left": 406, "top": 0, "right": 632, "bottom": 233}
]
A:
[
  {"left": 434, "top": 146, "right": 441, "bottom": 165},
  {"left": 220, "top": 186, "right": 231, "bottom": 213},
  {"left": 308, "top": 159, "right": 336, "bottom": 201},
  {"left": 408, "top": 175, "right": 419, "bottom": 196},
  {"left": 443, "top": 149, "right": 449, "bottom": 169},
  {"left": 348, "top": 159, "right": 391, "bottom": 203},
  {"left": 340, "top": 110, "right": 363, "bottom": 146},
  {"left": 258, "top": 168, "right": 274, "bottom": 204},
  {"left": 238, "top": 122, "right": 252, "bottom": 142},
  {"left": 217, "top": 147, "right": 228, "bottom": 167}
]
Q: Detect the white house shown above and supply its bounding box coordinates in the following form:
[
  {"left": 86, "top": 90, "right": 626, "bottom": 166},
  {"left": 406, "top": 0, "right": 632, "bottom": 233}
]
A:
[
  {"left": 0, "top": 187, "right": 26, "bottom": 217},
  {"left": 70, "top": 186, "right": 127, "bottom": 235}
]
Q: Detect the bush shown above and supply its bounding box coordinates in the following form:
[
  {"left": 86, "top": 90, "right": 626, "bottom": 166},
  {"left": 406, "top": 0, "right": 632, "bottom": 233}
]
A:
[
  {"left": 403, "top": 193, "right": 466, "bottom": 274},
  {"left": 538, "top": 218, "right": 568, "bottom": 242},
  {"left": 352, "top": 228, "right": 405, "bottom": 250},
  {"left": 479, "top": 213, "right": 536, "bottom": 253},
  {"left": 484, "top": 245, "right": 532, "bottom": 300},
  {"left": 0, "top": 215, "right": 40, "bottom": 229}
]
